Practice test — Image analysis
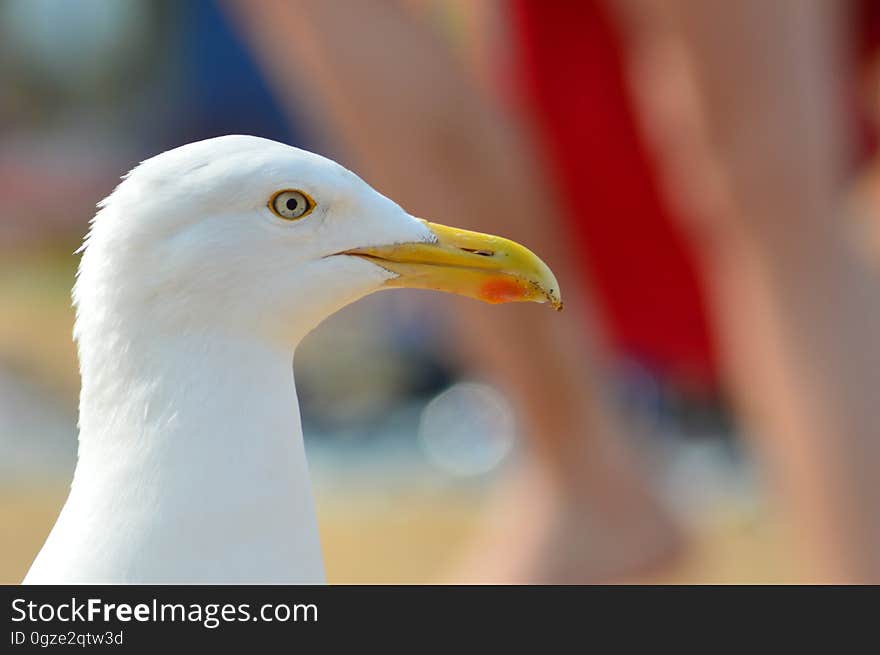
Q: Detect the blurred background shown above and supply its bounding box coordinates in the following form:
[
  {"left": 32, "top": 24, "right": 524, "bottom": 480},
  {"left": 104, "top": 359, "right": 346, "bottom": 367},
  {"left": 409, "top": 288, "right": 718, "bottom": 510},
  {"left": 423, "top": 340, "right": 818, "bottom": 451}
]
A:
[{"left": 2, "top": 0, "right": 880, "bottom": 584}]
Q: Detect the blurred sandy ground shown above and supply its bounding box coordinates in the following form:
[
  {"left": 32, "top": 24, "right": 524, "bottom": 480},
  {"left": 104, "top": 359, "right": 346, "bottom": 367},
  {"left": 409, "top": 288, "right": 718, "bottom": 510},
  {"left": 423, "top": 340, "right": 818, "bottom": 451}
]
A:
[{"left": 1, "top": 485, "right": 794, "bottom": 584}]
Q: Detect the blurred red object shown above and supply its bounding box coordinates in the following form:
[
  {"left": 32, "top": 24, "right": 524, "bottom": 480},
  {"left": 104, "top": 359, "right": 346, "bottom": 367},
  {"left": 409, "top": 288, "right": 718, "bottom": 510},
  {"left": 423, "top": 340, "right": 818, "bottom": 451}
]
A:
[{"left": 508, "top": 0, "right": 718, "bottom": 385}]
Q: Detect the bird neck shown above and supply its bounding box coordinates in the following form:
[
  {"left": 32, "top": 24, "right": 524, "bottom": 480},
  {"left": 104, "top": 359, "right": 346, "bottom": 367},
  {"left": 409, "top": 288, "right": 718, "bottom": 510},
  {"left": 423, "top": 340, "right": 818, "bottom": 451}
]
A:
[{"left": 65, "top": 327, "right": 325, "bottom": 582}]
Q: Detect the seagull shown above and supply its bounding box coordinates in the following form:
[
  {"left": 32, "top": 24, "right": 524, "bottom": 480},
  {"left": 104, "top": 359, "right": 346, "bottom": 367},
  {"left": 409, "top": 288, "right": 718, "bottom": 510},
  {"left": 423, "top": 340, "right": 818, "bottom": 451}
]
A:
[{"left": 23, "top": 135, "right": 561, "bottom": 584}]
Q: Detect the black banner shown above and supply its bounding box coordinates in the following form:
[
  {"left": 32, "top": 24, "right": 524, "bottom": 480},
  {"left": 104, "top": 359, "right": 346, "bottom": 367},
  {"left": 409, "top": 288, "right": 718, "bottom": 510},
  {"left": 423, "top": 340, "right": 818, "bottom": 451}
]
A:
[{"left": 1, "top": 585, "right": 872, "bottom": 650}]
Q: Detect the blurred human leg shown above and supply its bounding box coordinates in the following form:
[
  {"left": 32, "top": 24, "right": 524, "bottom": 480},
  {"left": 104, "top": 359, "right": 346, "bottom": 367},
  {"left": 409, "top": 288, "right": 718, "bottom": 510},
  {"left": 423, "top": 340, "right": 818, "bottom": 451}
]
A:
[
  {"left": 653, "top": 0, "right": 880, "bottom": 582},
  {"left": 230, "top": 0, "right": 682, "bottom": 582}
]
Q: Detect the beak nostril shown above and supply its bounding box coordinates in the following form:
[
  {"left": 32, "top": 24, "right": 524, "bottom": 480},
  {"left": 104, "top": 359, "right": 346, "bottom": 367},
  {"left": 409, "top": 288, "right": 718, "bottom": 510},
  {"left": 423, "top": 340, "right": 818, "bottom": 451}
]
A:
[{"left": 461, "top": 248, "right": 495, "bottom": 257}]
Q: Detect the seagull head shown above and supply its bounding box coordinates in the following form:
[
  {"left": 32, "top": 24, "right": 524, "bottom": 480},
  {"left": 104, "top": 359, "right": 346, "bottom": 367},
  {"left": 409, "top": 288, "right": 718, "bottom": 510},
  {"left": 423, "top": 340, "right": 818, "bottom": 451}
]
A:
[
  {"left": 76, "top": 135, "right": 561, "bottom": 345},
  {"left": 27, "top": 135, "right": 564, "bottom": 584}
]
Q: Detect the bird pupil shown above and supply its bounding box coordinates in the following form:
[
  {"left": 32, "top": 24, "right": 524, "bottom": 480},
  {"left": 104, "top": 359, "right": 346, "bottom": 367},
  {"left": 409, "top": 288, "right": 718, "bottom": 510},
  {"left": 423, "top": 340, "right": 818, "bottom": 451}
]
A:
[{"left": 286, "top": 197, "right": 299, "bottom": 212}]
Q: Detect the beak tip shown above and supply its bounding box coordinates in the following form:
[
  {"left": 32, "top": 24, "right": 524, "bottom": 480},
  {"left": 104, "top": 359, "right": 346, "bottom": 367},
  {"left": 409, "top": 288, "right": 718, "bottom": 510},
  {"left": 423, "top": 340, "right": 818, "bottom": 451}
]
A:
[{"left": 542, "top": 284, "right": 563, "bottom": 312}]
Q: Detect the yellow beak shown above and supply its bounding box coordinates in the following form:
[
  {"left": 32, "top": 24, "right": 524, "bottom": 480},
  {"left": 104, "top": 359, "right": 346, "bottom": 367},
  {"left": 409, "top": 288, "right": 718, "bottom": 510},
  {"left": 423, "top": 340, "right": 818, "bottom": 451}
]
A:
[{"left": 342, "top": 220, "right": 562, "bottom": 310}]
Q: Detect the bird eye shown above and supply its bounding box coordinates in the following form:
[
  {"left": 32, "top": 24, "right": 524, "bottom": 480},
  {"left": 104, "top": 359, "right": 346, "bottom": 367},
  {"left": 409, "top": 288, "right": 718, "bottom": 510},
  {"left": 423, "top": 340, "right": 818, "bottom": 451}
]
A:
[{"left": 269, "top": 189, "right": 315, "bottom": 220}]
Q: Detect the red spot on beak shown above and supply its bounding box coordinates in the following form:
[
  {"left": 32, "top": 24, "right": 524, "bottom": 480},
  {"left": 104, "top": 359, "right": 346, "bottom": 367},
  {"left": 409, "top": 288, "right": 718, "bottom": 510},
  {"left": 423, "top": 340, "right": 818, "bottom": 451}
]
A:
[{"left": 478, "top": 277, "right": 526, "bottom": 304}]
